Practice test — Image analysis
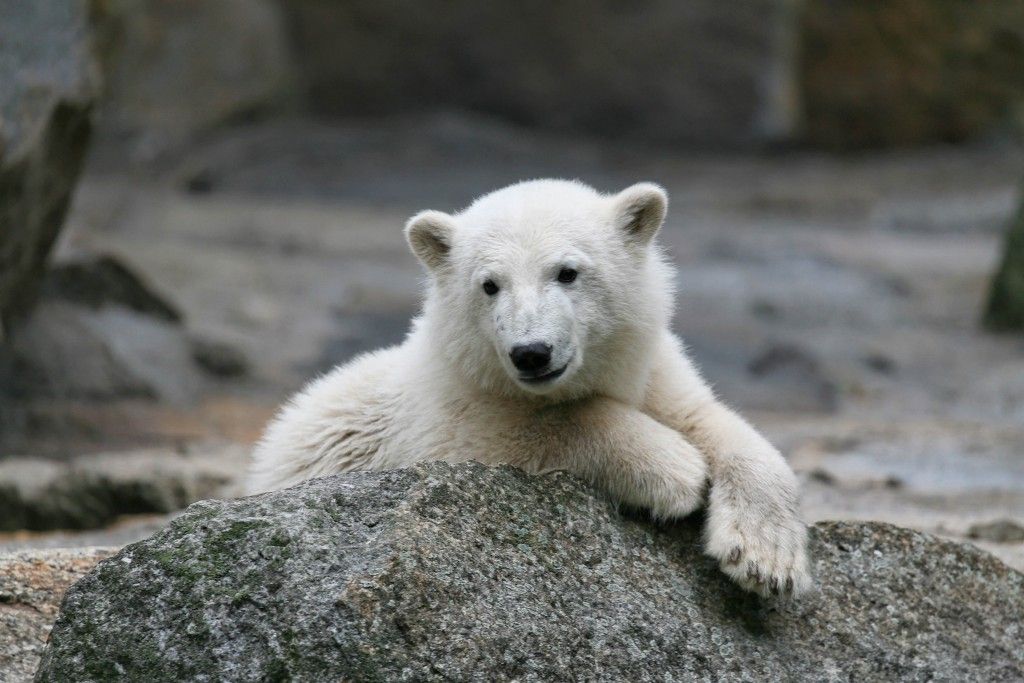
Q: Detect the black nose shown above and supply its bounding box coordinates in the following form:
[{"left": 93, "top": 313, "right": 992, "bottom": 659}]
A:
[{"left": 510, "top": 342, "right": 552, "bottom": 372}]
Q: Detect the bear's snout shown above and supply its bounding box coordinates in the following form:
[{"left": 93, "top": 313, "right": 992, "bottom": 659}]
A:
[{"left": 510, "top": 342, "right": 552, "bottom": 373}]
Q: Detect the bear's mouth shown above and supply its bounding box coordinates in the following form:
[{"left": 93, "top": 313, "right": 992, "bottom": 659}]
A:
[{"left": 518, "top": 360, "right": 571, "bottom": 385}]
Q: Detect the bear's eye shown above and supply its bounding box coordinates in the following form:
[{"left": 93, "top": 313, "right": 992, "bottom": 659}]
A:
[
  {"left": 557, "top": 267, "right": 578, "bottom": 284},
  {"left": 482, "top": 280, "right": 499, "bottom": 296}
]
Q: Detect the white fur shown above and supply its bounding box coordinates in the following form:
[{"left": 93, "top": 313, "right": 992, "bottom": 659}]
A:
[{"left": 248, "top": 179, "right": 811, "bottom": 597}]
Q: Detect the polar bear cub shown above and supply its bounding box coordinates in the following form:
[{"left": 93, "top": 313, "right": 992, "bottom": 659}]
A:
[{"left": 249, "top": 179, "right": 811, "bottom": 597}]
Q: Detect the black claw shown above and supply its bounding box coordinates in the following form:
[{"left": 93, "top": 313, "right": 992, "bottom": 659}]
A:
[
  {"left": 726, "top": 547, "right": 742, "bottom": 565},
  {"left": 770, "top": 578, "right": 780, "bottom": 595},
  {"left": 785, "top": 576, "right": 794, "bottom": 593}
]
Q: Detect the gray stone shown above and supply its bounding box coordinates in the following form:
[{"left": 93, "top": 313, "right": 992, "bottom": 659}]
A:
[
  {"left": 36, "top": 462, "right": 1024, "bottom": 682},
  {"left": 0, "top": 0, "right": 99, "bottom": 324}
]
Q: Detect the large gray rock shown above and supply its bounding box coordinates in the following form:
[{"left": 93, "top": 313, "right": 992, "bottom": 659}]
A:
[
  {"left": 0, "top": 0, "right": 99, "bottom": 324},
  {"left": 36, "top": 462, "right": 1023, "bottom": 681}
]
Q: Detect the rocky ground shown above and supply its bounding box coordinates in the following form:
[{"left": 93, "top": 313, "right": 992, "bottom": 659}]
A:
[{"left": 2, "top": 114, "right": 1023, "bottom": 574}]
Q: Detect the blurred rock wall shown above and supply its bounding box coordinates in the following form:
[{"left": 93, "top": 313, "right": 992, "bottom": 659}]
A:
[
  {"left": 800, "top": 0, "right": 1024, "bottom": 150},
  {"left": 282, "top": 0, "right": 803, "bottom": 148},
  {"left": 66, "top": 1, "right": 1024, "bottom": 153}
]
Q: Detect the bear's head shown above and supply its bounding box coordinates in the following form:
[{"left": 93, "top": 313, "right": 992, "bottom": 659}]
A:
[{"left": 405, "top": 179, "right": 674, "bottom": 402}]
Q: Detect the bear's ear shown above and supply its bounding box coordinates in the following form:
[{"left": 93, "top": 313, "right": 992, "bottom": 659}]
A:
[
  {"left": 405, "top": 210, "right": 456, "bottom": 272},
  {"left": 612, "top": 183, "right": 668, "bottom": 246}
]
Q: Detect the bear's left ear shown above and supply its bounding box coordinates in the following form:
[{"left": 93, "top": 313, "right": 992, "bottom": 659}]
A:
[
  {"left": 611, "top": 182, "right": 668, "bottom": 246},
  {"left": 405, "top": 210, "right": 457, "bottom": 273}
]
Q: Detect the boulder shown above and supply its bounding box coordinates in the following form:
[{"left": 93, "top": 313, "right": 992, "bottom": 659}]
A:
[
  {"left": 0, "top": 0, "right": 99, "bottom": 325},
  {"left": 0, "top": 548, "right": 113, "bottom": 683},
  {"left": 36, "top": 462, "right": 1024, "bottom": 681}
]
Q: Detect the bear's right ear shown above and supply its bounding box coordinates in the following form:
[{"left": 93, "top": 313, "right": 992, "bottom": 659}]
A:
[{"left": 405, "top": 210, "right": 456, "bottom": 272}]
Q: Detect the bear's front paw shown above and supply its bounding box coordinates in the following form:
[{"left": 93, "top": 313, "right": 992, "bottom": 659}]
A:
[
  {"left": 644, "top": 436, "right": 709, "bottom": 521},
  {"left": 704, "top": 482, "right": 812, "bottom": 598}
]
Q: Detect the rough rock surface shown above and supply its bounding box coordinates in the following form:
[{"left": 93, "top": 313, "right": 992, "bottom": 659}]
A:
[
  {"left": 0, "top": 548, "right": 113, "bottom": 683},
  {"left": 37, "top": 462, "right": 1024, "bottom": 682},
  {"left": 0, "top": 0, "right": 99, "bottom": 323}
]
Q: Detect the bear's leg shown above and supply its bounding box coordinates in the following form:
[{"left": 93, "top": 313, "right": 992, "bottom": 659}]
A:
[
  {"left": 642, "top": 331, "right": 812, "bottom": 598},
  {"left": 500, "top": 398, "right": 708, "bottom": 521}
]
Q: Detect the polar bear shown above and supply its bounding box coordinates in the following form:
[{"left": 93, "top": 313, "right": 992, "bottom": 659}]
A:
[{"left": 248, "top": 179, "right": 811, "bottom": 597}]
